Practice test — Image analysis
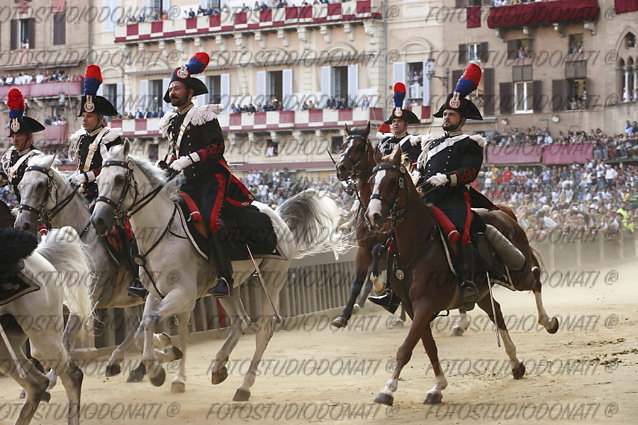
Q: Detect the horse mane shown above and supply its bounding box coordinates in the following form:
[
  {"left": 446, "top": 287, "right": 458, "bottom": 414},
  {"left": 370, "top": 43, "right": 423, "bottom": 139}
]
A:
[
  {"left": 108, "top": 145, "right": 178, "bottom": 193},
  {"left": 28, "top": 154, "right": 68, "bottom": 183}
]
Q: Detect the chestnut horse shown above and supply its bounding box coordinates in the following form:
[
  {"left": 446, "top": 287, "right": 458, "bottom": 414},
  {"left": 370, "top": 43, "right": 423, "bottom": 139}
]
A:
[
  {"left": 331, "top": 124, "right": 464, "bottom": 333},
  {"left": 366, "top": 147, "right": 559, "bottom": 405}
]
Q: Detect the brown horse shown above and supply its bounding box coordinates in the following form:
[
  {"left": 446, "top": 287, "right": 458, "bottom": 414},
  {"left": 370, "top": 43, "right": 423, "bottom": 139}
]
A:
[
  {"left": 331, "top": 123, "right": 396, "bottom": 328},
  {"left": 0, "top": 199, "right": 15, "bottom": 228},
  {"left": 366, "top": 146, "right": 559, "bottom": 405}
]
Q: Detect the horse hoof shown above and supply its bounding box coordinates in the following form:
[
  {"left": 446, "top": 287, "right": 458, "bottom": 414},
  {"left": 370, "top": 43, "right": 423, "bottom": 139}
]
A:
[
  {"left": 451, "top": 326, "right": 464, "bottom": 336},
  {"left": 390, "top": 318, "right": 405, "bottom": 328},
  {"left": 105, "top": 363, "right": 121, "bottom": 377},
  {"left": 331, "top": 316, "right": 348, "bottom": 328},
  {"left": 547, "top": 317, "right": 559, "bottom": 334},
  {"left": 171, "top": 381, "right": 186, "bottom": 393},
  {"left": 150, "top": 367, "right": 166, "bottom": 387},
  {"left": 211, "top": 367, "right": 228, "bottom": 385},
  {"left": 353, "top": 304, "right": 361, "bottom": 314},
  {"left": 233, "top": 388, "right": 251, "bottom": 402},
  {"left": 154, "top": 332, "right": 172, "bottom": 347},
  {"left": 423, "top": 392, "right": 442, "bottom": 404},
  {"left": 169, "top": 346, "right": 183, "bottom": 361},
  {"left": 19, "top": 389, "right": 25, "bottom": 399},
  {"left": 512, "top": 362, "right": 526, "bottom": 379},
  {"left": 127, "top": 363, "right": 146, "bottom": 383},
  {"left": 42, "top": 391, "right": 51, "bottom": 403},
  {"left": 373, "top": 392, "right": 394, "bottom": 406}
]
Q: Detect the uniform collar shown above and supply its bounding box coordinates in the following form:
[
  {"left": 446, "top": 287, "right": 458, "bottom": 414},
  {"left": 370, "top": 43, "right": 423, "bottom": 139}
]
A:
[
  {"left": 393, "top": 131, "right": 408, "bottom": 139},
  {"left": 87, "top": 125, "right": 105, "bottom": 137},
  {"left": 17, "top": 146, "right": 34, "bottom": 156},
  {"left": 445, "top": 129, "right": 463, "bottom": 137},
  {"left": 177, "top": 103, "right": 194, "bottom": 116}
]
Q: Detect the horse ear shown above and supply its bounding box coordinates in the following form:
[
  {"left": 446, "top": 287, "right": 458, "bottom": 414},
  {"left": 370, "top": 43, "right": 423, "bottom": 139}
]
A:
[
  {"left": 344, "top": 123, "right": 350, "bottom": 135},
  {"left": 392, "top": 144, "right": 403, "bottom": 164},
  {"left": 373, "top": 144, "right": 382, "bottom": 164},
  {"left": 123, "top": 138, "right": 131, "bottom": 157},
  {"left": 45, "top": 154, "right": 55, "bottom": 169},
  {"left": 364, "top": 121, "right": 370, "bottom": 137},
  {"left": 100, "top": 141, "right": 109, "bottom": 159}
]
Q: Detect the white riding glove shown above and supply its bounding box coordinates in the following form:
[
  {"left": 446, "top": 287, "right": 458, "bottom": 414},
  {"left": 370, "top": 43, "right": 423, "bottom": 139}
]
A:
[
  {"left": 169, "top": 152, "right": 200, "bottom": 172},
  {"left": 70, "top": 171, "right": 95, "bottom": 186},
  {"left": 426, "top": 172, "right": 448, "bottom": 187}
]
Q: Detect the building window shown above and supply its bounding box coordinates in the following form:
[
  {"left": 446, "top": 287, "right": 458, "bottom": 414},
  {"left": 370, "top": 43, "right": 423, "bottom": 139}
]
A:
[
  {"left": 514, "top": 82, "right": 533, "bottom": 113},
  {"left": 148, "top": 80, "right": 163, "bottom": 113},
  {"left": 468, "top": 43, "right": 480, "bottom": 62},
  {"left": 407, "top": 62, "right": 423, "bottom": 101},
  {"left": 508, "top": 39, "right": 532, "bottom": 59},
  {"left": 567, "top": 78, "right": 587, "bottom": 110},
  {"left": 625, "top": 33, "right": 636, "bottom": 49},
  {"left": 267, "top": 70, "right": 282, "bottom": 104},
  {"left": 568, "top": 34, "right": 584, "bottom": 55},
  {"left": 53, "top": 13, "right": 65, "bottom": 45},
  {"left": 265, "top": 139, "right": 278, "bottom": 157},
  {"left": 331, "top": 136, "right": 343, "bottom": 154},
  {"left": 104, "top": 84, "right": 118, "bottom": 111},
  {"left": 332, "top": 66, "right": 348, "bottom": 101},
  {"left": 207, "top": 75, "right": 221, "bottom": 104}
]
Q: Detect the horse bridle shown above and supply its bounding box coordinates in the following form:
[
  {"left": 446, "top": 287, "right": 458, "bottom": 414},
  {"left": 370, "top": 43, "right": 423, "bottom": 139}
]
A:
[
  {"left": 18, "top": 165, "right": 79, "bottom": 229},
  {"left": 369, "top": 162, "right": 409, "bottom": 225},
  {"left": 96, "top": 160, "right": 140, "bottom": 224},
  {"left": 339, "top": 134, "right": 372, "bottom": 180}
]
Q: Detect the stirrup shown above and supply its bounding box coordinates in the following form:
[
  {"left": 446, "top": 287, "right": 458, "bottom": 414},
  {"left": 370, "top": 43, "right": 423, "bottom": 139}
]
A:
[
  {"left": 459, "top": 280, "right": 478, "bottom": 311},
  {"left": 127, "top": 279, "right": 147, "bottom": 299},
  {"left": 208, "top": 276, "right": 233, "bottom": 298},
  {"left": 368, "top": 288, "right": 400, "bottom": 314}
]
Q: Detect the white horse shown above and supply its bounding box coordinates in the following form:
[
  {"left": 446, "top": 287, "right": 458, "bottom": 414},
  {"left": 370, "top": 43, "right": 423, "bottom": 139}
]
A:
[
  {"left": 90, "top": 141, "right": 341, "bottom": 399},
  {"left": 14, "top": 155, "right": 155, "bottom": 379},
  {"left": 0, "top": 227, "right": 93, "bottom": 425}
]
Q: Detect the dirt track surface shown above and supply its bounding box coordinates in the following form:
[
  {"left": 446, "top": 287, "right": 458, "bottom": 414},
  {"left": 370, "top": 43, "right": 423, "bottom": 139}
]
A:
[{"left": 0, "top": 261, "right": 637, "bottom": 425}]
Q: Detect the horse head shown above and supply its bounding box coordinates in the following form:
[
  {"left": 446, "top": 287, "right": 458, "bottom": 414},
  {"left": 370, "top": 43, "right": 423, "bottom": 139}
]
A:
[
  {"left": 366, "top": 144, "right": 416, "bottom": 232},
  {"left": 91, "top": 140, "right": 135, "bottom": 236},
  {"left": 15, "top": 154, "right": 60, "bottom": 234},
  {"left": 335, "top": 121, "right": 372, "bottom": 181}
]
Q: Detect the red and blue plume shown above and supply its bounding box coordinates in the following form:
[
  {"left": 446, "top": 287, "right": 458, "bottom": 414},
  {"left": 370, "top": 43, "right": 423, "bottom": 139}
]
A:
[
  {"left": 7, "top": 88, "right": 25, "bottom": 120},
  {"left": 393, "top": 82, "right": 406, "bottom": 108},
  {"left": 83, "top": 64, "right": 103, "bottom": 96},
  {"left": 185, "top": 52, "right": 209, "bottom": 75},
  {"left": 454, "top": 63, "right": 482, "bottom": 98}
]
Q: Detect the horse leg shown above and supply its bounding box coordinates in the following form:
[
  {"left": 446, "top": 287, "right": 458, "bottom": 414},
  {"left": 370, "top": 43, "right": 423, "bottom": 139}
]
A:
[
  {"left": 170, "top": 311, "right": 191, "bottom": 393},
  {"left": 421, "top": 323, "right": 448, "bottom": 404},
  {"left": 374, "top": 301, "right": 436, "bottom": 406},
  {"left": 210, "top": 295, "right": 251, "bottom": 385},
  {"left": 0, "top": 337, "right": 50, "bottom": 425},
  {"left": 534, "top": 290, "right": 559, "bottom": 334},
  {"left": 106, "top": 307, "right": 140, "bottom": 377},
  {"left": 354, "top": 272, "right": 374, "bottom": 309},
  {"left": 332, "top": 247, "right": 372, "bottom": 328},
  {"left": 451, "top": 309, "right": 469, "bottom": 336},
  {"left": 476, "top": 296, "right": 526, "bottom": 379}
]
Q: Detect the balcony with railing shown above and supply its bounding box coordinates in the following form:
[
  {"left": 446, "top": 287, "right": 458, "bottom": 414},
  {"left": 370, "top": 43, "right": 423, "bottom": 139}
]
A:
[
  {"left": 0, "top": 81, "right": 82, "bottom": 101},
  {"left": 109, "top": 105, "right": 432, "bottom": 138},
  {"left": 487, "top": 0, "right": 599, "bottom": 30},
  {"left": 114, "top": 0, "right": 382, "bottom": 43}
]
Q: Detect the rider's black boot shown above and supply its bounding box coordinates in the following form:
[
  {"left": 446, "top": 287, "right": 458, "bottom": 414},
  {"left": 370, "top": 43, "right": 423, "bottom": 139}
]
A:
[{"left": 207, "top": 230, "right": 234, "bottom": 297}]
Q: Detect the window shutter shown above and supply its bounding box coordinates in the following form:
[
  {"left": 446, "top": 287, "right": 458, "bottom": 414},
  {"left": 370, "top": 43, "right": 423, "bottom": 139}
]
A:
[
  {"left": 219, "top": 74, "right": 230, "bottom": 112},
  {"left": 139, "top": 80, "right": 148, "bottom": 111},
  {"left": 499, "top": 82, "right": 513, "bottom": 114},
  {"left": 320, "top": 66, "right": 331, "bottom": 107},
  {"left": 282, "top": 69, "right": 293, "bottom": 110},
  {"left": 552, "top": 79, "right": 567, "bottom": 111},
  {"left": 483, "top": 68, "right": 494, "bottom": 116},
  {"left": 10, "top": 20, "right": 17, "bottom": 50},
  {"left": 347, "top": 64, "right": 358, "bottom": 106},
  {"left": 533, "top": 80, "right": 543, "bottom": 113},
  {"left": 526, "top": 39, "right": 534, "bottom": 58},
  {"left": 480, "top": 42, "right": 489, "bottom": 62},
  {"left": 27, "top": 18, "right": 35, "bottom": 49},
  {"left": 53, "top": 13, "right": 66, "bottom": 45},
  {"left": 116, "top": 82, "right": 124, "bottom": 113},
  {"left": 458, "top": 44, "right": 467, "bottom": 64},
  {"left": 507, "top": 40, "right": 517, "bottom": 60},
  {"left": 422, "top": 60, "right": 431, "bottom": 106},
  {"left": 452, "top": 69, "right": 463, "bottom": 87},
  {"left": 392, "top": 62, "right": 405, "bottom": 84},
  {"left": 455, "top": 0, "right": 465, "bottom": 7},
  {"left": 256, "top": 70, "right": 266, "bottom": 106}
]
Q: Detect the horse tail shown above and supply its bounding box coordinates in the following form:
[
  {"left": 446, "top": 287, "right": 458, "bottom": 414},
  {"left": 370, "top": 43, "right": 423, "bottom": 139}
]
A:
[
  {"left": 36, "top": 227, "right": 95, "bottom": 321},
  {"left": 529, "top": 245, "right": 544, "bottom": 285},
  {"left": 276, "top": 189, "right": 346, "bottom": 259}
]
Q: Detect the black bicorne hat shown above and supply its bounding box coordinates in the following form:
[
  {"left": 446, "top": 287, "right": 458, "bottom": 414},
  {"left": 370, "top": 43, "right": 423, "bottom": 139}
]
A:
[
  {"left": 384, "top": 82, "right": 420, "bottom": 125},
  {"left": 163, "top": 52, "right": 210, "bottom": 103},
  {"left": 433, "top": 63, "right": 483, "bottom": 121}
]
